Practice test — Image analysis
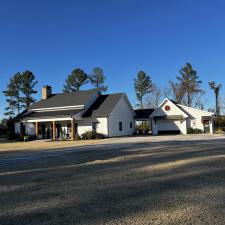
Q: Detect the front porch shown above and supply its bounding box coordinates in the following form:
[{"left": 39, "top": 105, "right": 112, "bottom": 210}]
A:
[{"left": 20, "top": 119, "right": 77, "bottom": 140}]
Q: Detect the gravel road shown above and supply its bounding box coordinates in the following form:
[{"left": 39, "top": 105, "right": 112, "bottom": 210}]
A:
[{"left": 0, "top": 135, "right": 225, "bottom": 225}]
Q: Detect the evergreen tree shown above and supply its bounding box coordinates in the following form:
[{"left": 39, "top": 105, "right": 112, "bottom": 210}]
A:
[
  {"left": 20, "top": 71, "right": 38, "bottom": 109},
  {"left": 134, "top": 71, "right": 153, "bottom": 108},
  {"left": 63, "top": 68, "right": 88, "bottom": 92},
  {"left": 171, "top": 63, "right": 203, "bottom": 107},
  {"left": 3, "top": 72, "right": 22, "bottom": 117},
  {"left": 89, "top": 67, "right": 108, "bottom": 92},
  {"left": 209, "top": 81, "right": 222, "bottom": 116}
]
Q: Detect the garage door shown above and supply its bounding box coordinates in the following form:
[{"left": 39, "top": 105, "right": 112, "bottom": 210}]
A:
[{"left": 157, "top": 120, "right": 181, "bottom": 135}]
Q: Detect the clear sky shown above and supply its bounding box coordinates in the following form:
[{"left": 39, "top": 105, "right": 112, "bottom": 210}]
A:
[{"left": 1, "top": 0, "right": 225, "bottom": 118}]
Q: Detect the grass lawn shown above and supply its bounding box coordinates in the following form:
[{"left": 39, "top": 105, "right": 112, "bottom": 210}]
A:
[{"left": 0, "top": 139, "right": 107, "bottom": 154}]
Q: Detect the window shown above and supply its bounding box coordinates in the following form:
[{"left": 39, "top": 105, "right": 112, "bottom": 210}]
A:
[
  {"left": 119, "top": 122, "right": 123, "bottom": 131},
  {"left": 67, "top": 123, "right": 71, "bottom": 133},
  {"left": 130, "top": 122, "right": 133, "bottom": 129}
]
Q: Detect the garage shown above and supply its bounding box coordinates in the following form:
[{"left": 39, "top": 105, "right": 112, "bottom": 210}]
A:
[
  {"left": 153, "top": 115, "right": 186, "bottom": 135},
  {"left": 157, "top": 120, "right": 181, "bottom": 134},
  {"left": 150, "top": 98, "right": 214, "bottom": 135}
]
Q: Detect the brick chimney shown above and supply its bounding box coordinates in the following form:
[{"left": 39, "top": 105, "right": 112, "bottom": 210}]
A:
[{"left": 42, "top": 85, "right": 52, "bottom": 100}]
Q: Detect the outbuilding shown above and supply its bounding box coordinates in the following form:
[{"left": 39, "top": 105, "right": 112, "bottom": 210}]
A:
[{"left": 150, "top": 98, "right": 214, "bottom": 135}]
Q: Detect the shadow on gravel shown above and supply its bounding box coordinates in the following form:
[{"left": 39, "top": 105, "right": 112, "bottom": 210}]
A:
[{"left": 1, "top": 138, "right": 225, "bottom": 225}]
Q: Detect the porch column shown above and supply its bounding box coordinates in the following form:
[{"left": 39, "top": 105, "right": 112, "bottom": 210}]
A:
[
  {"left": 52, "top": 121, "right": 56, "bottom": 140},
  {"left": 35, "top": 122, "right": 39, "bottom": 139},
  {"left": 71, "top": 119, "right": 75, "bottom": 140},
  {"left": 20, "top": 123, "right": 24, "bottom": 138}
]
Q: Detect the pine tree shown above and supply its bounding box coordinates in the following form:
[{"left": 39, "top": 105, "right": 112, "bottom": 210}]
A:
[
  {"left": 134, "top": 71, "right": 153, "bottom": 108},
  {"left": 63, "top": 68, "right": 89, "bottom": 92},
  {"left": 171, "top": 63, "right": 203, "bottom": 107},
  {"left": 20, "top": 71, "right": 38, "bottom": 109},
  {"left": 3, "top": 72, "right": 22, "bottom": 117},
  {"left": 89, "top": 67, "right": 108, "bottom": 92}
]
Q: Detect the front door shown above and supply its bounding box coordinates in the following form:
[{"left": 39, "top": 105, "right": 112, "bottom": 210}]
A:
[
  {"left": 203, "top": 121, "right": 210, "bottom": 133},
  {"left": 41, "top": 125, "right": 46, "bottom": 139},
  {"left": 56, "top": 124, "right": 62, "bottom": 138}
]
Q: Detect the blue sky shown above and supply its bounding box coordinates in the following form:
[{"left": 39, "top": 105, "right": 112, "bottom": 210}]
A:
[{"left": 1, "top": 0, "right": 225, "bottom": 118}]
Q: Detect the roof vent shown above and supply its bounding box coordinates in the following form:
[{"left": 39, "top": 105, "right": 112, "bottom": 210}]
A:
[{"left": 42, "top": 85, "right": 52, "bottom": 100}]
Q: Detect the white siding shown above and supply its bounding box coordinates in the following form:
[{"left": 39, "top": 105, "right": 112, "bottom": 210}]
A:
[
  {"left": 151, "top": 99, "right": 214, "bottom": 135},
  {"left": 77, "top": 117, "right": 108, "bottom": 136},
  {"left": 96, "top": 118, "right": 108, "bottom": 136},
  {"left": 179, "top": 105, "right": 214, "bottom": 133},
  {"left": 108, "top": 95, "right": 135, "bottom": 137},
  {"left": 151, "top": 99, "right": 188, "bottom": 135},
  {"left": 77, "top": 119, "right": 93, "bottom": 136},
  {"left": 152, "top": 99, "right": 188, "bottom": 118}
]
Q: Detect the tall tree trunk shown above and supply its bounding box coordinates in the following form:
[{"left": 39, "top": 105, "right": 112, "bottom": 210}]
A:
[
  {"left": 215, "top": 92, "right": 220, "bottom": 116},
  {"left": 140, "top": 97, "right": 143, "bottom": 109},
  {"left": 187, "top": 88, "right": 191, "bottom": 107}
]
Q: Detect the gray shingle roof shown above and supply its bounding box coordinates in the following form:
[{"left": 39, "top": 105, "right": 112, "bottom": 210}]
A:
[
  {"left": 29, "top": 89, "right": 98, "bottom": 109},
  {"left": 18, "top": 109, "right": 82, "bottom": 120},
  {"left": 83, "top": 93, "right": 123, "bottom": 117}
]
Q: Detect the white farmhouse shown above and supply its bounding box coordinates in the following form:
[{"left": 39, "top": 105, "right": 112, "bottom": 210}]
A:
[
  {"left": 150, "top": 98, "right": 214, "bottom": 135},
  {"left": 15, "top": 86, "right": 135, "bottom": 139},
  {"left": 15, "top": 87, "right": 215, "bottom": 139}
]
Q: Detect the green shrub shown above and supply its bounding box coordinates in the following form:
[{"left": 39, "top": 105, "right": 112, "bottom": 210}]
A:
[
  {"left": 135, "top": 122, "right": 151, "bottom": 135},
  {"left": 187, "top": 128, "right": 203, "bottom": 134},
  {"left": 215, "top": 128, "right": 224, "bottom": 134},
  {"left": 80, "top": 131, "right": 105, "bottom": 140},
  {"left": 214, "top": 116, "right": 225, "bottom": 131},
  {"left": 28, "top": 135, "right": 36, "bottom": 141},
  {"left": 24, "top": 135, "right": 29, "bottom": 142},
  {"left": 7, "top": 131, "right": 20, "bottom": 140}
]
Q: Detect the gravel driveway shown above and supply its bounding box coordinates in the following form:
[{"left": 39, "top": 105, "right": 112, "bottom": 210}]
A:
[{"left": 0, "top": 135, "right": 225, "bottom": 225}]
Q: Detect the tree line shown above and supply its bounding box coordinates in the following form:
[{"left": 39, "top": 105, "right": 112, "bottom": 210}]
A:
[
  {"left": 3, "top": 71, "right": 38, "bottom": 117},
  {"left": 63, "top": 67, "right": 107, "bottom": 93},
  {"left": 2, "top": 63, "right": 223, "bottom": 119},
  {"left": 134, "top": 62, "right": 223, "bottom": 116},
  {"left": 2, "top": 67, "right": 107, "bottom": 117}
]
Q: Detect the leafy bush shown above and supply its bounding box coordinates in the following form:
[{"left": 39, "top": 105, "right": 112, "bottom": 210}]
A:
[
  {"left": 214, "top": 116, "right": 225, "bottom": 131},
  {"left": 7, "top": 131, "right": 20, "bottom": 140},
  {"left": 215, "top": 128, "right": 225, "bottom": 134},
  {"left": 80, "top": 131, "right": 105, "bottom": 140},
  {"left": 135, "top": 122, "right": 151, "bottom": 135},
  {"left": 28, "top": 135, "right": 36, "bottom": 141},
  {"left": 24, "top": 135, "right": 29, "bottom": 142},
  {"left": 0, "top": 118, "right": 8, "bottom": 138},
  {"left": 187, "top": 128, "right": 203, "bottom": 134}
]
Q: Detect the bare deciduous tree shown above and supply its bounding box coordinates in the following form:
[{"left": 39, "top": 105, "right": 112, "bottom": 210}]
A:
[{"left": 144, "top": 84, "right": 162, "bottom": 108}]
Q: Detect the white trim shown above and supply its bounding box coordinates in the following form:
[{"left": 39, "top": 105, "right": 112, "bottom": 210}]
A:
[
  {"left": 150, "top": 98, "right": 189, "bottom": 118},
  {"left": 31, "top": 105, "right": 84, "bottom": 112},
  {"left": 22, "top": 118, "right": 72, "bottom": 122}
]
